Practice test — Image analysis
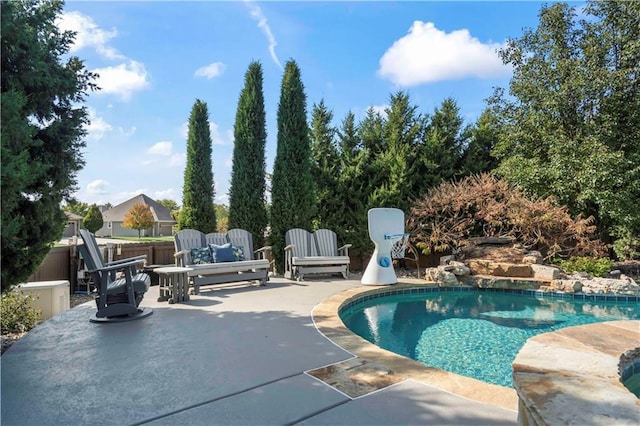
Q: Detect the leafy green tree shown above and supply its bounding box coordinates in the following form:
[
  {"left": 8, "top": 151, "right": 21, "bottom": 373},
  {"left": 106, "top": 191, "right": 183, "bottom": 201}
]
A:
[
  {"left": 63, "top": 199, "right": 90, "bottom": 217},
  {"left": 157, "top": 198, "right": 180, "bottom": 221},
  {"left": 214, "top": 204, "right": 229, "bottom": 232},
  {"left": 270, "top": 60, "right": 316, "bottom": 272},
  {"left": 228, "top": 61, "right": 268, "bottom": 248},
  {"left": 178, "top": 99, "right": 217, "bottom": 233},
  {"left": 310, "top": 99, "right": 341, "bottom": 230},
  {"left": 489, "top": 1, "right": 640, "bottom": 256},
  {"left": 123, "top": 203, "right": 154, "bottom": 239},
  {"left": 1, "top": 0, "right": 97, "bottom": 291},
  {"left": 83, "top": 204, "right": 103, "bottom": 234}
]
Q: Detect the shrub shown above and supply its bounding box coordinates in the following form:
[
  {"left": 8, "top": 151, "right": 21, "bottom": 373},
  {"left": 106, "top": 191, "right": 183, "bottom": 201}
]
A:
[
  {"left": 407, "top": 173, "right": 607, "bottom": 260},
  {"left": 0, "top": 289, "right": 42, "bottom": 334},
  {"left": 553, "top": 256, "right": 614, "bottom": 277}
]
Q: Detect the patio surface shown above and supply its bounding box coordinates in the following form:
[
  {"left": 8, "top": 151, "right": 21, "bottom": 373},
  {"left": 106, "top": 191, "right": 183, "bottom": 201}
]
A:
[{"left": 1, "top": 277, "right": 518, "bottom": 425}]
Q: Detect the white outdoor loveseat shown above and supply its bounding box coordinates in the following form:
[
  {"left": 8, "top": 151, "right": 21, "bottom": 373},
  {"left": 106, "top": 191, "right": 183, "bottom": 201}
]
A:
[{"left": 284, "top": 228, "right": 351, "bottom": 281}]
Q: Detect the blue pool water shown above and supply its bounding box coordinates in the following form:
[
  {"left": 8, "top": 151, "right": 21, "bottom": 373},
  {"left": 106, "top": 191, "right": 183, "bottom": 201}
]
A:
[{"left": 340, "top": 290, "right": 640, "bottom": 388}]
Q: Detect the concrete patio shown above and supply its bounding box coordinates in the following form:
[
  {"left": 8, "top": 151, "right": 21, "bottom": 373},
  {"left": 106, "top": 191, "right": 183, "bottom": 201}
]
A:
[{"left": 1, "top": 277, "right": 518, "bottom": 425}]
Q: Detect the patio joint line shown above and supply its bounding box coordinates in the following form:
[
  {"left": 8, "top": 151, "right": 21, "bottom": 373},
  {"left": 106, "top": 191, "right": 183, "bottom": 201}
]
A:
[
  {"left": 131, "top": 372, "right": 303, "bottom": 425},
  {"left": 285, "top": 399, "right": 351, "bottom": 426}
]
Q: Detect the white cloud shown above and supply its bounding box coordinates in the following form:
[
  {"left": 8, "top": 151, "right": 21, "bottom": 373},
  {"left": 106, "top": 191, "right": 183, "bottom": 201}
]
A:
[
  {"left": 378, "top": 21, "right": 509, "bottom": 86},
  {"left": 148, "top": 141, "right": 172, "bottom": 156},
  {"left": 56, "top": 11, "right": 124, "bottom": 60},
  {"left": 224, "top": 155, "right": 233, "bottom": 168},
  {"left": 181, "top": 121, "right": 233, "bottom": 146},
  {"left": 195, "top": 62, "right": 227, "bottom": 79},
  {"left": 85, "top": 107, "right": 112, "bottom": 141},
  {"left": 244, "top": 1, "right": 283, "bottom": 69},
  {"left": 92, "top": 60, "right": 150, "bottom": 101},
  {"left": 87, "top": 179, "right": 110, "bottom": 195}
]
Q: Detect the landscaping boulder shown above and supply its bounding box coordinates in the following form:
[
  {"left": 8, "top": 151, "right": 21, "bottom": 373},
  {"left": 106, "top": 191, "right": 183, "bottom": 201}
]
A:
[
  {"left": 467, "top": 260, "right": 533, "bottom": 278},
  {"left": 424, "top": 267, "right": 459, "bottom": 287},
  {"left": 530, "top": 264, "right": 561, "bottom": 281}
]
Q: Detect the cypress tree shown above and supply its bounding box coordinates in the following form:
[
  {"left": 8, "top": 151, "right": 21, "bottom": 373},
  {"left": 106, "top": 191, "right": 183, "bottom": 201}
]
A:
[
  {"left": 270, "top": 60, "right": 315, "bottom": 272},
  {"left": 178, "top": 99, "right": 217, "bottom": 233},
  {"left": 228, "top": 61, "right": 268, "bottom": 248},
  {"left": 1, "top": 0, "right": 97, "bottom": 291}
]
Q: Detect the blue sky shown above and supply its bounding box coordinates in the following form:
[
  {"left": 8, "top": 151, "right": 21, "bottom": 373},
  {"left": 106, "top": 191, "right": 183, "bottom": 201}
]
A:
[{"left": 58, "top": 1, "right": 550, "bottom": 207}]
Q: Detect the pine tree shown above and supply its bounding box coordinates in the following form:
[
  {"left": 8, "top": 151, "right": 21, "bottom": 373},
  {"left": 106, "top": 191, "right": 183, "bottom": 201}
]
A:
[
  {"left": 228, "top": 61, "right": 268, "bottom": 248},
  {"left": 310, "top": 100, "right": 340, "bottom": 230},
  {"left": 178, "top": 99, "right": 217, "bottom": 233},
  {"left": 83, "top": 204, "right": 104, "bottom": 234},
  {"left": 270, "top": 60, "right": 316, "bottom": 272},
  {"left": 1, "top": 0, "right": 97, "bottom": 291}
]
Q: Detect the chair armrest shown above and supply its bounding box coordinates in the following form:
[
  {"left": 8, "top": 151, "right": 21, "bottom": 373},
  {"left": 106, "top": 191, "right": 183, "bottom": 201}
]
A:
[
  {"left": 174, "top": 249, "right": 190, "bottom": 258},
  {"left": 87, "top": 258, "right": 146, "bottom": 274},
  {"left": 106, "top": 255, "right": 147, "bottom": 266},
  {"left": 254, "top": 246, "right": 272, "bottom": 260},
  {"left": 284, "top": 244, "right": 294, "bottom": 252},
  {"left": 338, "top": 244, "right": 352, "bottom": 256}
]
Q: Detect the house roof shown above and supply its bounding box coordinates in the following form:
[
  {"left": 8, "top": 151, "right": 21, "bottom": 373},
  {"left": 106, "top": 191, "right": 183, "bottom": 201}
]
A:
[
  {"left": 102, "top": 194, "right": 175, "bottom": 223},
  {"left": 65, "top": 212, "right": 83, "bottom": 221}
]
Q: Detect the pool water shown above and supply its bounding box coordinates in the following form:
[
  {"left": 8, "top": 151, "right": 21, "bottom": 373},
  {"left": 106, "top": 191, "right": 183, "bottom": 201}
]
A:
[{"left": 340, "top": 290, "right": 640, "bottom": 387}]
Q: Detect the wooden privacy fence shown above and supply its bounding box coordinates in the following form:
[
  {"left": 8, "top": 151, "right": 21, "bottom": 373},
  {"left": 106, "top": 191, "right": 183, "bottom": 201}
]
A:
[{"left": 28, "top": 241, "right": 176, "bottom": 292}]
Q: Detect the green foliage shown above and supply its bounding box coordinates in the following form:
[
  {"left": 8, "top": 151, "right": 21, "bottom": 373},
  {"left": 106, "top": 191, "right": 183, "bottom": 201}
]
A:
[
  {"left": 553, "top": 257, "right": 614, "bottom": 278},
  {"left": 1, "top": 0, "right": 97, "bottom": 292},
  {"left": 1, "top": 289, "right": 42, "bottom": 334},
  {"left": 270, "top": 60, "right": 316, "bottom": 271},
  {"left": 83, "top": 204, "right": 103, "bottom": 233},
  {"left": 612, "top": 229, "right": 640, "bottom": 261},
  {"left": 228, "top": 61, "right": 268, "bottom": 248},
  {"left": 214, "top": 204, "right": 229, "bottom": 233},
  {"left": 123, "top": 203, "right": 154, "bottom": 239},
  {"left": 63, "top": 199, "right": 90, "bottom": 217},
  {"left": 489, "top": 1, "right": 640, "bottom": 255},
  {"left": 179, "top": 99, "right": 217, "bottom": 233},
  {"left": 310, "top": 99, "right": 341, "bottom": 231},
  {"left": 156, "top": 198, "right": 180, "bottom": 221},
  {"left": 407, "top": 173, "right": 607, "bottom": 260}
]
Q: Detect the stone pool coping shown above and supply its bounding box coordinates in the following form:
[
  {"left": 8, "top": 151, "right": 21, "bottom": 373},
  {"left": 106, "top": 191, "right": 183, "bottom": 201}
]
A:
[
  {"left": 311, "top": 281, "right": 520, "bottom": 411},
  {"left": 512, "top": 320, "right": 640, "bottom": 426}
]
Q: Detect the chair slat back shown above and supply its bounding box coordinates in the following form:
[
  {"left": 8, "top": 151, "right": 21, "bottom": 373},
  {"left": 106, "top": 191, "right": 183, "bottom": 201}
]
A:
[
  {"left": 285, "top": 228, "right": 317, "bottom": 257},
  {"left": 205, "top": 232, "right": 227, "bottom": 247},
  {"left": 227, "top": 229, "right": 255, "bottom": 261},
  {"left": 174, "top": 229, "right": 206, "bottom": 266},
  {"left": 314, "top": 229, "right": 338, "bottom": 257},
  {"left": 79, "top": 229, "right": 106, "bottom": 269}
]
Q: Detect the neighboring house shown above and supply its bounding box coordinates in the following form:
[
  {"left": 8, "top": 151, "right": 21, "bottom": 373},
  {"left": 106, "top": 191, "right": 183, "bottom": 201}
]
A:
[
  {"left": 95, "top": 194, "right": 176, "bottom": 237},
  {"left": 62, "top": 212, "right": 83, "bottom": 238}
]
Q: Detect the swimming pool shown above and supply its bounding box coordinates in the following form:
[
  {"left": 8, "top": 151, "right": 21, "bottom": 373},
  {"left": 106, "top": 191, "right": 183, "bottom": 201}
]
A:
[{"left": 340, "top": 288, "right": 640, "bottom": 387}]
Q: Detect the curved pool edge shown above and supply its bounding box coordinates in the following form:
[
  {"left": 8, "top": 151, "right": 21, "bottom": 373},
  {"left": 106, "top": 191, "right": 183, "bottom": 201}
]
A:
[
  {"left": 312, "top": 281, "right": 519, "bottom": 412},
  {"left": 512, "top": 320, "right": 640, "bottom": 426}
]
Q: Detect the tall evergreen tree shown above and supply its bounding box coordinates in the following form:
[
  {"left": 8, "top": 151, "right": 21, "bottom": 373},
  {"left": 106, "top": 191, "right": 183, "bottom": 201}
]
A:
[
  {"left": 270, "top": 60, "right": 315, "bottom": 272},
  {"left": 310, "top": 100, "right": 340, "bottom": 230},
  {"left": 228, "top": 61, "right": 268, "bottom": 248},
  {"left": 370, "top": 91, "right": 423, "bottom": 212},
  {"left": 419, "top": 98, "right": 467, "bottom": 191},
  {"left": 459, "top": 108, "right": 499, "bottom": 176},
  {"left": 178, "top": 99, "right": 217, "bottom": 233},
  {"left": 336, "top": 112, "right": 370, "bottom": 254},
  {"left": 1, "top": 0, "right": 97, "bottom": 291}
]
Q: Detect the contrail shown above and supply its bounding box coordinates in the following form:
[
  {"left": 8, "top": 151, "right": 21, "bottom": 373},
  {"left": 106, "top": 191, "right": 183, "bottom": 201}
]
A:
[{"left": 244, "top": 0, "right": 283, "bottom": 70}]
